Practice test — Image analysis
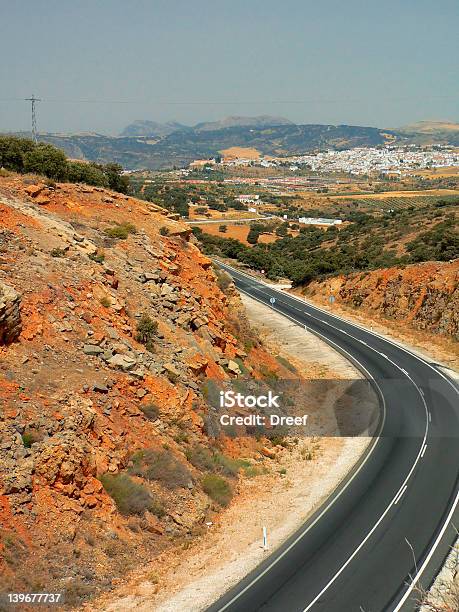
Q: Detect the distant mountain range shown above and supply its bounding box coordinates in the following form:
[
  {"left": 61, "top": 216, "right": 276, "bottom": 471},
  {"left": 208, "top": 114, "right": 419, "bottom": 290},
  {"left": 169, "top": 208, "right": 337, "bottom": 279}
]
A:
[
  {"left": 119, "top": 115, "right": 294, "bottom": 137},
  {"left": 119, "top": 120, "right": 188, "bottom": 138},
  {"left": 7, "top": 116, "right": 459, "bottom": 170}
]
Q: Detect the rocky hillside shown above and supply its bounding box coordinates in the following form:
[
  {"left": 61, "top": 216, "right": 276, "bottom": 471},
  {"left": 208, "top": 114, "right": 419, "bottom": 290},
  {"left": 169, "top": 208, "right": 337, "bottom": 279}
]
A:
[
  {"left": 303, "top": 260, "right": 459, "bottom": 340},
  {"left": 0, "top": 174, "right": 294, "bottom": 606}
]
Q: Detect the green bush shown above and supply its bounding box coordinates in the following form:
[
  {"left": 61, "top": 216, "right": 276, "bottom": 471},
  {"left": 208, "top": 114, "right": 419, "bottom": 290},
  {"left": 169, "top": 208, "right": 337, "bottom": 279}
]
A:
[
  {"left": 21, "top": 433, "right": 34, "bottom": 448},
  {"left": 186, "top": 444, "right": 248, "bottom": 477},
  {"left": 67, "top": 161, "right": 107, "bottom": 187},
  {"left": 140, "top": 403, "right": 160, "bottom": 421},
  {"left": 276, "top": 355, "right": 297, "bottom": 373},
  {"left": 0, "top": 136, "right": 130, "bottom": 194},
  {"left": 23, "top": 143, "right": 68, "bottom": 180},
  {"left": 135, "top": 315, "right": 158, "bottom": 351},
  {"left": 130, "top": 449, "right": 191, "bottom": 489},
  {"left": 0, "top": 136, "right": 35, "bottom": 172},
  {"left": 88, "top": 250, "right": 105, "bottom": 263},
  {"left": 202, "top": 473, "right": 233, "bottom": 506},
  {"left": 105, "top": 222, "right": 137, "bottom": 240},
  {"left": 159, "top": 226, "right": 170, "bottom": 236},
  {"left": 100, "top": 473, "right": 162, "bottom": 516},
  {"left": 215, "top": 268, "right": 233, "bottom": 293}
]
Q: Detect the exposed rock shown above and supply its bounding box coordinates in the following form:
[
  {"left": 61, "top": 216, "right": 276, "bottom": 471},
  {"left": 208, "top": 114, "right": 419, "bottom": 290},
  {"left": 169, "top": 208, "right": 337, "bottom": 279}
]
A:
[
  {"left": 83, "top": 344, "right": 104, "bottom": 356},
  {"left": 138, "top": 272, "right": 160, "bottom": 283},
  {"left": 93, "top": 384, "right": 109, "bottom": 393},
  {"left": 0, "top": 282, "right": 22, "bottom": 344},
  {"left": 261, "top": 446, "right": 276, "bottom": 459},
  {"left": 25, "top": 184, "right": 45, "bottom": 197},
  {"left": 305, "top": 260, "right": 459, "bottom": 340},
  {"left": 35, "top": 195, "right": 51, "bottom": 206},
  {"left": 108, "top": 354, "right": 137, "bottom": 371},
  {"left": 227, "top": 359, "right": 242, "bottom": 375},
  {"left": 163, "top": 362, "right": 180, "bottom": 379}
]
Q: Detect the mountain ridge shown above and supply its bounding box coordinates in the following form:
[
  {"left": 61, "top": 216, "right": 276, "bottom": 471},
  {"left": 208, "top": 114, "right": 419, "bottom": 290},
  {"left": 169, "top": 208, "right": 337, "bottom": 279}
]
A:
[{"left": 5, "top": 118, "right": 459, "bottom": 170}]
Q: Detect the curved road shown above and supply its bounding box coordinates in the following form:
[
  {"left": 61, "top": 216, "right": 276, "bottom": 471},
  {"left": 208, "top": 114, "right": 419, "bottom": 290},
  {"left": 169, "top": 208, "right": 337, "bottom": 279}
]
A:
[{"left": 209, "top": 262, "right": 459, "bottom": 612}]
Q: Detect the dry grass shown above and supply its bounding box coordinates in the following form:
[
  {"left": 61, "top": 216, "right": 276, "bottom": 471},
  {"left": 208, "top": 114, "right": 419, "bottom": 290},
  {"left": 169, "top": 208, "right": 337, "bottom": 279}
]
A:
[{"left": 220, "top": 146, "right": 261, "bottom": 160}]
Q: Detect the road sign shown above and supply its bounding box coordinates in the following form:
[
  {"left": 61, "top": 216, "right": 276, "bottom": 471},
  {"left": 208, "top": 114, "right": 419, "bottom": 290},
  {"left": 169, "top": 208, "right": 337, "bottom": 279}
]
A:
[
  {"left": 329, "top": 295, "right": 335, "bottom": 305},
  {"left": 269, "top": 297, "right": 276, "bottom": 305}
]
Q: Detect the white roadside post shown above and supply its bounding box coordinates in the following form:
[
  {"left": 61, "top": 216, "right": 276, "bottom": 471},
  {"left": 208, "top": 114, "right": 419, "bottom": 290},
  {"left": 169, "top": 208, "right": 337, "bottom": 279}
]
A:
[{"left": 263, "top": 526, "right": 268, "bottom": 551}]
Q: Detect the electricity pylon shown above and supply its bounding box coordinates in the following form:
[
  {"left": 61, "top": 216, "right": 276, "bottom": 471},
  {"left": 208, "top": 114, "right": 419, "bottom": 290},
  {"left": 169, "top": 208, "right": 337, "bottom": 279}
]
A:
[{"left": 25, "top": 95, "right": 41, "bottom": 142}]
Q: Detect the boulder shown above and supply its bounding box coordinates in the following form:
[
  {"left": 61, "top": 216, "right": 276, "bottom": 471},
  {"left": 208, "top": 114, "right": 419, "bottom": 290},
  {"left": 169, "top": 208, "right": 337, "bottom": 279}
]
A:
[
  {"left": 83, "top": 344, "right": 104, "bottom": 356},
  {"left": 108, "top": 354, "right": 137, "bottom": 371},
  {"left": 227, "top": 360, "right": 242, "bottom": 375},
  {"left": 25, "top": 184, "right": 45, "bottom": 197}
]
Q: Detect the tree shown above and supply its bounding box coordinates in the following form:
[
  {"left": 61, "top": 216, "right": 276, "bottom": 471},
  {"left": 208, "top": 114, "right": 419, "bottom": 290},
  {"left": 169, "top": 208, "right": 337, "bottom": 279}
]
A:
[
  {"left": 275, "top": 223, "right": 289, "bottom": 237},
  {"left": 0, "top": 136, "right": 35, "bottom": 172},
  {"left": 219, "top": 224, "right": 228, "bottom": 233},
  {"left": 99, "top": 163, "right": 130, "bottom": 194},
  {"left": 23, "top": 143, "right": 68, "bottom": 180},
  {"left": 247, "top": 227, "right": 260, "bottom": 244},
  {"left": 67, "top": 161, "right": 107, "bottom": 187}
]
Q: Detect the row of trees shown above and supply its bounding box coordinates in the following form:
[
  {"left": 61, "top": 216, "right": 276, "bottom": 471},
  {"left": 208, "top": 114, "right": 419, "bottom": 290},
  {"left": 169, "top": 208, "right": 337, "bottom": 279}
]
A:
[
  {"left": 0, "top": 136, "right": 130, "bottom": 193},
  {"left": 194, "top": 209, "right": 458, "bottom": 286}
]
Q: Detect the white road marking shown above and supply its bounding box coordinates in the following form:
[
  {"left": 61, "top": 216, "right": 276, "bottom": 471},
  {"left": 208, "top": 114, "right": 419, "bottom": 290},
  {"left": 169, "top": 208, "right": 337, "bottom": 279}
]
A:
[
  {"left": 215, "top": 261, "right": 459, "bottom": 611},
  {"left": 394, "top": 485, "right": 408, "bottom": 505}
]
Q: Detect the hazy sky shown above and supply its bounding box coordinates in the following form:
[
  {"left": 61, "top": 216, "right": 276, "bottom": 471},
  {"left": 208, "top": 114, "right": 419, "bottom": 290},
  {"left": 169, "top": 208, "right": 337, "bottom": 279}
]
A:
[{"left": 1, "top": 0, "right": 458, "bottom": 134}]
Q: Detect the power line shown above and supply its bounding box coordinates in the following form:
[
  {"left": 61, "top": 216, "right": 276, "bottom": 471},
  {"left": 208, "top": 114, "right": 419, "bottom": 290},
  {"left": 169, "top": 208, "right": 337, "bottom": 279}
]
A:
[
  {"left": 0, "top": 92, "right": 457, "bottom": 106},
  {"left": 24, "top": 95, "right": 41, "bottom": 142}
]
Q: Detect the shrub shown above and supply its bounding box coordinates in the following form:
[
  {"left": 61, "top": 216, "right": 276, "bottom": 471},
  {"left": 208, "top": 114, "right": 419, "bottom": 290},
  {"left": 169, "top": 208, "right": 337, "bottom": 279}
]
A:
[
  {"left": 140, "top": 402, "right": 160, "bottom": 421},
  {"left": 88, "top": 250, "right": 105, "bottom": 263},
  {"left": 50, "top": 247, "right": 65, "bottom": 258},
  {"left": 105, "top": 222, "right": 137, "bottom": 240},
  {"left": 186, "top": 444, "right": 247, "bottom": 477},
  {"left": 215, "top": 268, "right": 233, "bottom": 293},
  {"left": 0, "top": 136, "right": 131, "bottom": 194},
  {"left": 0, "top": 136, "right": 35, "bottom": 172},
  {"left": 159, "top": 226, "right": 170, "bottom": 236},
  {"left": 202, "top": 473, "right": 233, "bottom": 506},
  {"left": 185, "top": 444, "right": 216, "bottom": 472},
  {"left": 100, "top": 296, "right": 111, "bottom": 308},
  {"left": 67, "top": 161, "right": 107, "bottom": 187},
  {"left": 101, "top": 162, "right": 130, "bottom": 194},
  {"left": 130, "top": 449, "right": 191, "bottom": 489},
  {"left": 100, "top": 473, "right": 161, "bottom": 516},
  {"left": 23, "top": 143, "right": 68, "bottom": 180},
  {"left": 135, "top": 315, "right": 158, "bottom": 351},
  {"left": 259, "top": 364, "right": 279, "bottom": 382},
  {"left": 276, "top": 355, "right": 297, "bottom": 373},
  {"left": 21, "top": 433, "right": 34, "bottom": 448}
]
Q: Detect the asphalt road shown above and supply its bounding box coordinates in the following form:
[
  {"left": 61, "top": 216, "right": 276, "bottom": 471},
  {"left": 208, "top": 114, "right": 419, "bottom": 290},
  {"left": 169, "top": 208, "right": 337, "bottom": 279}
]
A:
[{"left": 208, "top": 262, "right": 459, "bottom": 612}]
